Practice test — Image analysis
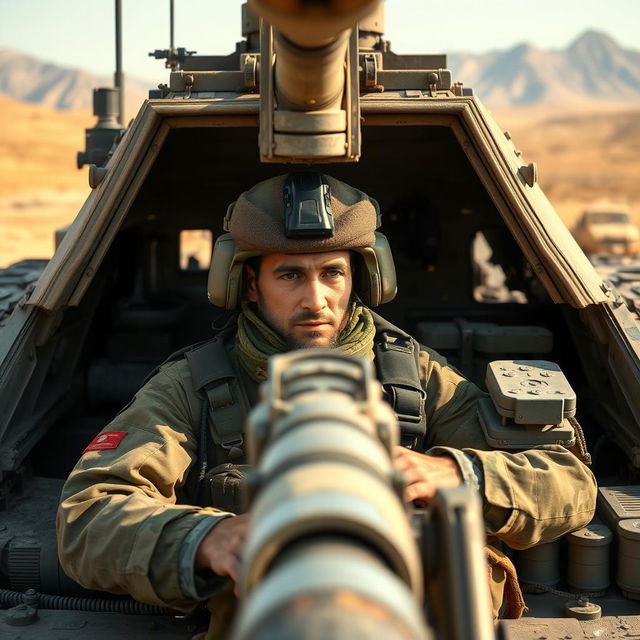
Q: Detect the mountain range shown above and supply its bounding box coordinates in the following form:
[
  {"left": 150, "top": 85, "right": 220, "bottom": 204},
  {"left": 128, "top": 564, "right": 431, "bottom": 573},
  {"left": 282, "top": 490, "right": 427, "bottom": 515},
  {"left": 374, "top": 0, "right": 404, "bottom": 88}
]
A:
[
  {"left": 0, "top": 49, "right": 149, "bottom": 115},
  {"left": 448, "top": 30, "right": 640, "bottom": 107},
  {"left": 1, "top": 30, "right": 639, "bottom": 111}
]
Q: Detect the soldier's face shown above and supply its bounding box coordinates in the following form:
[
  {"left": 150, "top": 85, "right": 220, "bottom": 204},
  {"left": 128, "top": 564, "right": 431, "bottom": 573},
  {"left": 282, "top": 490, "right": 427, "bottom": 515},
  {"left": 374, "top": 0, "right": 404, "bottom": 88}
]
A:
[{"left": 245, "top": 251, "right": 353, "bottom": 349}]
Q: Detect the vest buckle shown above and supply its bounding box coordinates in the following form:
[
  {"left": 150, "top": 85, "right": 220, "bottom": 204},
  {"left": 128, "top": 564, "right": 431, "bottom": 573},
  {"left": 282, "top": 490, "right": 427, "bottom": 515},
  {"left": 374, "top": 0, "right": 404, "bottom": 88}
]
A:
[{"left": 379, "top": 332, "right": 414, "bottom": 354}]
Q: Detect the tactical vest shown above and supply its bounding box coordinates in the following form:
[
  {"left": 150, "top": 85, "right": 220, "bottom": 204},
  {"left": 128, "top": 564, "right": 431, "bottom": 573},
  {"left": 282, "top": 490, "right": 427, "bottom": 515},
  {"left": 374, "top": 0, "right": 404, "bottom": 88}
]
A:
[{"left": 161, "top": 312, "right": 427, "bottom": 508}]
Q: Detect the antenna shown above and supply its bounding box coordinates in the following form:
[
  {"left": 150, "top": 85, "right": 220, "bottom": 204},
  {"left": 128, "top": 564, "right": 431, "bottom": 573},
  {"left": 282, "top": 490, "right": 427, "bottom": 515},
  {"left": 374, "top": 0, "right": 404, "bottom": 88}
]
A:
[
  {"left": 114, "top": 0, "right": 124, "bottom": 125},
  {"left": 170, "top": 0, "right": 175, "bottom": 53},
  {"left": 148, "top": 0, "right": 196, "bottom": 69}
]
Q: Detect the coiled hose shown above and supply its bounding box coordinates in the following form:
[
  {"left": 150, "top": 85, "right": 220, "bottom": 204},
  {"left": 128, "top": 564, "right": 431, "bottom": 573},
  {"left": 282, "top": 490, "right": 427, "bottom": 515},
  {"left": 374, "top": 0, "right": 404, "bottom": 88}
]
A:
[{"left": 0, "top": 588, "right": 171, "bottom": 615}]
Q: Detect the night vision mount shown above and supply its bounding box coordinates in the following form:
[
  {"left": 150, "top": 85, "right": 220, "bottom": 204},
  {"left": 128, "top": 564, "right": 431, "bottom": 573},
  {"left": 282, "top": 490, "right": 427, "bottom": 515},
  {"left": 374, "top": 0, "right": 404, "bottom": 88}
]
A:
[{"left": 283, "top": 173, "right": 335, "bottom": 238}]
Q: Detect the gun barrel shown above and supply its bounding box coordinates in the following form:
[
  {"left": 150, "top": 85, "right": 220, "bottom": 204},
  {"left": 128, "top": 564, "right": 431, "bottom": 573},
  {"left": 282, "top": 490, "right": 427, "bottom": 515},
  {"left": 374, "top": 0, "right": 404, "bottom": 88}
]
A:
[
  {"left": 249, "top": 0, "right": 380, "bottom": 111},
  {"left": 233, "top": 350, "right": 430, "bottom": 640}
]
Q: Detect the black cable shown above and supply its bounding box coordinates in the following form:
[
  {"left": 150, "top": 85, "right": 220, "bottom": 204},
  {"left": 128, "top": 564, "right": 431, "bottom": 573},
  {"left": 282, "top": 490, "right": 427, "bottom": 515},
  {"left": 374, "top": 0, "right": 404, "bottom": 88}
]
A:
[{"left": 0, "top": 588, "right": 170, "bottom": 615}]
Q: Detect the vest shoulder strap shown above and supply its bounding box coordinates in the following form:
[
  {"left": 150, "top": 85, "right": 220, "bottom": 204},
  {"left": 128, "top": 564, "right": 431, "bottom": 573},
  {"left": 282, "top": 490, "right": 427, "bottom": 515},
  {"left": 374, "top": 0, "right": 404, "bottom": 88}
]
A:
[
  {"left": 370, "top": 310, "right": 427, "bottom": 449},
  {"left": 184, "top": 335, "right": 248, "bottom": 449}
]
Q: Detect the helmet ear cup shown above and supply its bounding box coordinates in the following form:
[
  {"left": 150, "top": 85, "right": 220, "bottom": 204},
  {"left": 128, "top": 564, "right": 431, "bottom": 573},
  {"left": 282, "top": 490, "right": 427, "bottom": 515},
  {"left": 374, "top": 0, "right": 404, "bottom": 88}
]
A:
[
  {"left": 209, "top": 232, "right": 396, "bottom": 309},
  {"left": 208, "top": 234, "right": 240, "bottom": 309},
  {"left": 354, "top": 232, "right": 397, "bottom": 307},
  {"left": 373, "top": 232, "right": 397, "bottom": 304}
]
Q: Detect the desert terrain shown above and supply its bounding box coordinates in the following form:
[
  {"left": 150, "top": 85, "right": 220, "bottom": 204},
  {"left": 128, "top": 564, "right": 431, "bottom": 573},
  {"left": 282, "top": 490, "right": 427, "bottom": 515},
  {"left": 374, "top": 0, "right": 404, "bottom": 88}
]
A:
[
  {"left": 492, "top": 104, "right": 640, "bottom": 229},
  {"left": 0, "top": 95, "right": 93, "bottom": 267},
  {"left": 1, "top": 94, "right": 639, "bottom": 268}
]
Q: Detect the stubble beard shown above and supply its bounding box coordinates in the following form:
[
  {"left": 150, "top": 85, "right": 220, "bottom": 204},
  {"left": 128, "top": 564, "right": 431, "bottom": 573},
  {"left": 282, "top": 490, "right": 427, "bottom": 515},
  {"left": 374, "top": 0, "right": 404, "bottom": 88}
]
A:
[
  {"left": 255, "top": 295, "right": 340, "bottom": 350},
  {"left": 285, "top": 330, "right": 339, "bottom": 350}
]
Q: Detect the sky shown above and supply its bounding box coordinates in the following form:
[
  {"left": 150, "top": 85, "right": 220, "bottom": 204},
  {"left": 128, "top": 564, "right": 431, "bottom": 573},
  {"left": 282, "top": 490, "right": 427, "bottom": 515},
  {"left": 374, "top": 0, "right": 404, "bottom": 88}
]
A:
[{"left": 0, "top": 0, "right": 639, "bottom": 85}]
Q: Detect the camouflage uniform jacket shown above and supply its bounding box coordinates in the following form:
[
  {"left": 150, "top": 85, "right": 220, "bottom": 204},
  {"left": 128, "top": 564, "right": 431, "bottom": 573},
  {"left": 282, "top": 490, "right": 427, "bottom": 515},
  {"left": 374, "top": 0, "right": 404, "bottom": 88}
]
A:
[{"left": 57, "top": 336, "right": 597, "bottom": 609}]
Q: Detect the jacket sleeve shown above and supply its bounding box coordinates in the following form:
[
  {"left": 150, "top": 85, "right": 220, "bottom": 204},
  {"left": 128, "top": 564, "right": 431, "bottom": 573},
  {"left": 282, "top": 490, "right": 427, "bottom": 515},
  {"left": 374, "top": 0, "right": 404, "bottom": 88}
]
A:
[
  {"left": 419, "top": 347, "right": 597, "bottom": 550},
  {"left": 56, "top": 360, "right": 230, "bottom": 609}
]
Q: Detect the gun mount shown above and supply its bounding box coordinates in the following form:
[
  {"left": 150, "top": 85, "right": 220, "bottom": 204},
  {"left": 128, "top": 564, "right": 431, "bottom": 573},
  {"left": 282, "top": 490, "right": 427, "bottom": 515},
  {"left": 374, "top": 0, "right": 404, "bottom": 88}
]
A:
[
  {"left": 251, "top": 0, "right": 378, "bottom": 162},
  {"left": 157, "top": 0, "right": 454, "bottom": 163},
  {"left": 234, "top": 350, "right": 495, "bottom": 640}
]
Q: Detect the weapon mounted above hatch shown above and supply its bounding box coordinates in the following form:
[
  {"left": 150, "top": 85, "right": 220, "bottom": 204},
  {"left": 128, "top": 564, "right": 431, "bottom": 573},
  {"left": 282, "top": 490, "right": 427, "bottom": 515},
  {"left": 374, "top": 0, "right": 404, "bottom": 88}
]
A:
[{"left": 249, "top": 0, "right": 380, "bottom": 162}]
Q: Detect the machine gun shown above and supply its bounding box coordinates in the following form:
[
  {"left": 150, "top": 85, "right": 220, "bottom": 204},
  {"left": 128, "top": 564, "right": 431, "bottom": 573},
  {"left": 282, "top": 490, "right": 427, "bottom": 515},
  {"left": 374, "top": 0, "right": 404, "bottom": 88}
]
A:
[{"left": 232, "top": 350, "right": 496, "bottom": 640}]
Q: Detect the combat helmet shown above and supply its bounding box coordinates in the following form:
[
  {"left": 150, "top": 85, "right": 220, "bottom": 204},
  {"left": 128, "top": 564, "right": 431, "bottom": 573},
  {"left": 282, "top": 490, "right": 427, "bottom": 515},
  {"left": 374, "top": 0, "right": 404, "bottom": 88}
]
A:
[{"left": 208, "top": 173, "right": 397, "bottom": 309}]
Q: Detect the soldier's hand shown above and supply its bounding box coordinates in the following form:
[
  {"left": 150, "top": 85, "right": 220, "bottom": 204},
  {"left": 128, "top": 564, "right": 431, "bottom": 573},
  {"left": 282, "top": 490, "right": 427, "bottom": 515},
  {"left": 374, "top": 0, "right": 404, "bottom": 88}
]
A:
[
  {"left": 393, "top": 446, "right": 462, "bottom": 506},
  {"left": 195, "top": 513, "right": 249, "bottom": 592}
]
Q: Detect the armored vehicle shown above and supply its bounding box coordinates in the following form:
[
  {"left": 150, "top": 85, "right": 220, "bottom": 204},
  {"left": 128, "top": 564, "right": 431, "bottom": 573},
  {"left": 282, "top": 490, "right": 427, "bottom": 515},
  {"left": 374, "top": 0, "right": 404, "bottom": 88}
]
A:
[
  {"left": 573, "top": 202, "right": 639, "bottom": 257},
  {"left": 1, "top": 1, "right": 640, "bottom": 638}
]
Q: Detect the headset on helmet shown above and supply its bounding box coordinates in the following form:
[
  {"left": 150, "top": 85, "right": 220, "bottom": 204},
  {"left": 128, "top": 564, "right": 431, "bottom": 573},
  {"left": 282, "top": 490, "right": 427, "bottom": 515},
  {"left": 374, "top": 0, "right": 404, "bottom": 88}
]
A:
[{"left": 207, "top": 173, "right": 397, "bottom": 309}]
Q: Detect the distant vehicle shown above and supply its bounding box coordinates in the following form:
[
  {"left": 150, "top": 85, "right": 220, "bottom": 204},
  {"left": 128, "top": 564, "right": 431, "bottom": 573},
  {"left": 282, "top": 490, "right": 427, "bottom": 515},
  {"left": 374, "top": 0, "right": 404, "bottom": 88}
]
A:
[{"left": 573, "top": 203, "right": 639, "bottom": 256}]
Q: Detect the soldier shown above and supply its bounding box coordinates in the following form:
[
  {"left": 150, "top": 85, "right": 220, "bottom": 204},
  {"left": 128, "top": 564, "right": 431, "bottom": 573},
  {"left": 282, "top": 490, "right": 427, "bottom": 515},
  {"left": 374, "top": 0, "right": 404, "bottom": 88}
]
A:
[{"left": 57, "top": 173, "right": 597, "bottom": 615}]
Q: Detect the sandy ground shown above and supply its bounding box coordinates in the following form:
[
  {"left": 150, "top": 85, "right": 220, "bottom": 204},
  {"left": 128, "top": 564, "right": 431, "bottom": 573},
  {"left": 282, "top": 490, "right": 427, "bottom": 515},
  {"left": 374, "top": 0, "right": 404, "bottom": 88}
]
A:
[
  {"left": 1, "top": 95, "right": 640, "bottom": 268},
  {"left": 0, "top": 96, "right": 92, "bottom": 266},
  {"left": 0, "top": 190, "right": 90, "bottom": 264}
]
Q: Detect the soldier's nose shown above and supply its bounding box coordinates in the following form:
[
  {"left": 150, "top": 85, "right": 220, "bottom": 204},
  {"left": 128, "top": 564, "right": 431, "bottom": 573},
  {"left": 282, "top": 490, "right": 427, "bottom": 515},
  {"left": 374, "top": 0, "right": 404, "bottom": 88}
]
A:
[{"left": 302, "top": 279, "right": 327, "bottom": 312}]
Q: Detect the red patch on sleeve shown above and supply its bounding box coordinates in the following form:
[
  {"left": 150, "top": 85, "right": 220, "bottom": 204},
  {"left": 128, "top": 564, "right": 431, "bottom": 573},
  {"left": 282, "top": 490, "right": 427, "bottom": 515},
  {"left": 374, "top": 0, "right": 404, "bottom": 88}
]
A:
[{"left": 84, "top": 431, "right": 128, "bottom": 452}]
